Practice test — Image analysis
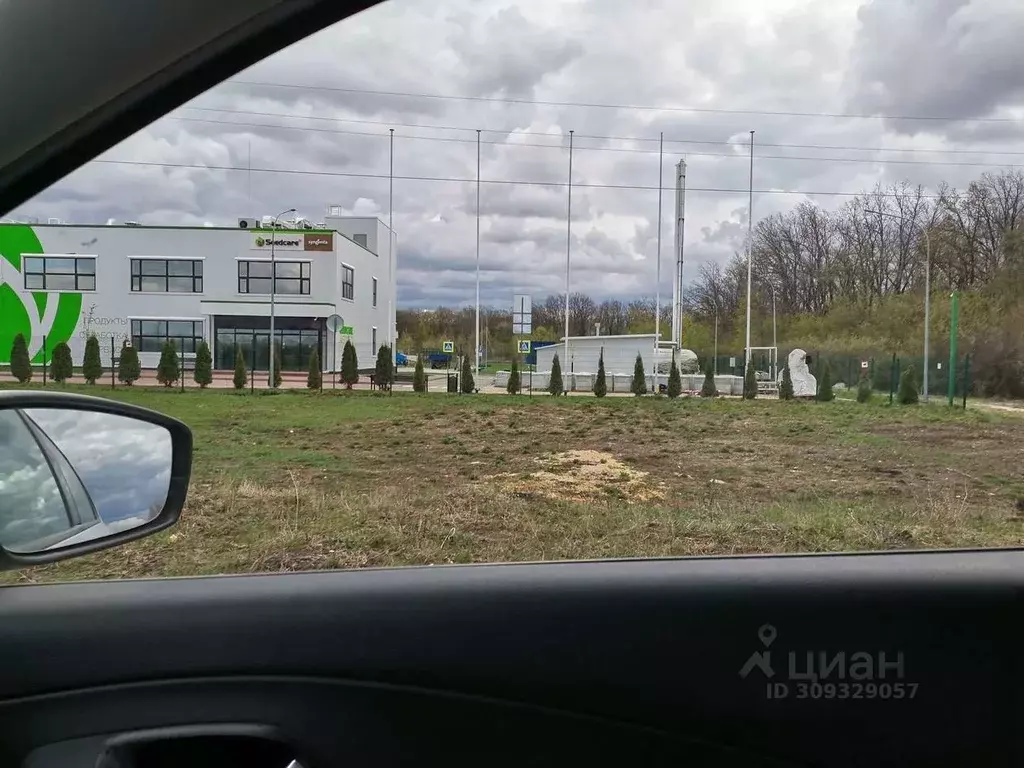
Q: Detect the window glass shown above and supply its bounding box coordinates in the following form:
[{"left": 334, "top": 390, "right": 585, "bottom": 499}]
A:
[{"left": 22, "top": 256, "right": 96, "bottom": 290}]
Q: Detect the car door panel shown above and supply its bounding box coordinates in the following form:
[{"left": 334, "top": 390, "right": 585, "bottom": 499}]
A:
[{"left": 1, "top": 552, "right": 1020, "bottom": 766}]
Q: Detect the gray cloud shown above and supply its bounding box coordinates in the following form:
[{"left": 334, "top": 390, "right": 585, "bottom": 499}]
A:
[
  {"left": 12, "top": 0, "right": 1024, "bottom": 308},
  {"left": 846, "top": 0, "right": 1024, "bottom": 132}
]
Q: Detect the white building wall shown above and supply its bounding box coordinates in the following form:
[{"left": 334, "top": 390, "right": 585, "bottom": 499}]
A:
[
  {"left": 0, "top": 220, "right": 395, "bottom": 371},
  {"left": 534, "top": 335, "right": 660, "bottom": 375}
]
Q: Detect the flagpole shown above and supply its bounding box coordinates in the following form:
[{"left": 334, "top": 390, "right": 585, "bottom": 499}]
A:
[
  {"left": 475, "top": 129, "right": 481, "bottom": 373},
  {"left": 744, "top": 130, "right": 754, "bottom": 371},
  {"left": 563, "top": 130, "right": 574, "bottom": 392},
  {"left": 654, "top": 131, "right": 663, "bottom": 393}
]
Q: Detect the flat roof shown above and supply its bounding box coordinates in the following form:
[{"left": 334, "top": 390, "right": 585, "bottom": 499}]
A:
[{"left": 0, "top": 223, "right": 334, "bottom": 233}]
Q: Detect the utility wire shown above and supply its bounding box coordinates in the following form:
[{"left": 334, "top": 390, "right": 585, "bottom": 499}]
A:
[
  {"left": 170, "top": 115, "right": 1024, "bottom": 169},
  {"left": 182, "top": 105, "right": 1024, "bottom": 156},
  {"left": 90, "top": 157, "right": 948, "bottom": 198},
  {"left": 230, "top": 79, "right": 1023, "bottom": 123}
]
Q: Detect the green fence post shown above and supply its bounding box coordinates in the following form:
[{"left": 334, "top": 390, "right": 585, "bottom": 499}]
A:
[
  {"left": 947, "top": 291, "right": 960, "bottom": 407},
  {"left": 962, "top": 353, "right": 970, "bottom": 410},
  {"left": 889, "top": 353, "right": 897, "bottom": 404}
]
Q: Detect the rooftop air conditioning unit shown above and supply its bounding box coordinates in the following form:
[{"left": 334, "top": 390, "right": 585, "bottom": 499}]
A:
[
  {"left": 238, "top": 217, "right": 260, "bottom": 229},
  {"left": 47, "top": 217, "right": 63, "bottom": 225},
  {"left": 124, "top": 220, "right": 141, "bottom": 227}
]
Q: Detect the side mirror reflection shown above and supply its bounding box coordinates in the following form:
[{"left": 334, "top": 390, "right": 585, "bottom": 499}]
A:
[{"left": 0, "top": 408, "right": 173, "bottom": 554}]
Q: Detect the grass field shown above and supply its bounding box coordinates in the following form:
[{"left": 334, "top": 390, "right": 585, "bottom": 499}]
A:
[{"left": 2, "top": 384, "right": 1023, "bottom": 584}]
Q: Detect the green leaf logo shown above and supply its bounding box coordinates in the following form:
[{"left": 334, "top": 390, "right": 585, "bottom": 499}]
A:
[
  {"left": 0, "top": 225, "right": 83, "bottom": 364},
  {"left": 255, "top": 236, "right": 265, "bottom": 247}
]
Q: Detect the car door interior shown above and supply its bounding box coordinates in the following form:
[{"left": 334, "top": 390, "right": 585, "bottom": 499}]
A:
[{"left": 0, "top": 550, "right": 1020, "bottom": 767}]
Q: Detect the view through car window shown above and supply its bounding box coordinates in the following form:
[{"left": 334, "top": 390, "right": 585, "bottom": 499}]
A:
[{"left": 2, "top": 0, "right": 1023, "bottom": 582}]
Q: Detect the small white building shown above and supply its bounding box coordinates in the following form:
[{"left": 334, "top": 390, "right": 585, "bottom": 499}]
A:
[
  {"left": 534, "top": 335, "right": 699, "bottom": 376},
  {"left": 0, "top": 206, "right": 397, "bottom": 373}
]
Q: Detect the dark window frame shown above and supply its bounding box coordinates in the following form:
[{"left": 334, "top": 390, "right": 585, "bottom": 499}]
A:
[
  {"left": 342, "top": 264, "right": 355, "bottom": 301},
  {"left": 372, "top": 276, "right": 378, "bottom": 307},
  {"left": 22, "top": 256, "right": 96, "bottom": 291},
  {"left": 129, "top": 258, "right": 203, "bottom": 293},
  {"left": 237, "top": 260, "right": 310, "bottom": 295},
  {"left": 130, "top": 319, "right": 204, "bottom": 355}
]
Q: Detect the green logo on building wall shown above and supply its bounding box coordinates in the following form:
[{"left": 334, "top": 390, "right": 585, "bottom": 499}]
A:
[
  {"left": 255, "top": 236, "right": 266, "bottom": 247},
  {"left": 0, "top": 225, "right": 83, "bottom": 364}
]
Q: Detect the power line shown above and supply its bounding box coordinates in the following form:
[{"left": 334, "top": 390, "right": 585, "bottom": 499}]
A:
[
  {"left": 230, "top": 79, "right": 1023, "bottom": 124},
  {"left": 182, "top": 105, "right": 1024, "bottom": 156},
  {"left": 91, "top": 157, "right": 946, "bottom": 198},
  {"left": 170, "top": 115, "right": 1024, "bottom": 169}
]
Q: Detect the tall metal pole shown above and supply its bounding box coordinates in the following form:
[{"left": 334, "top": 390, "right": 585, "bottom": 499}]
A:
[
  {"left": 947, "top": 290, "right": 960, "bottom": 407},
  {"left": 268, "top": 206, "right": 295, "bottom": 388},
  {"left": 673, "top": 160, "right": 687, "bottom": 347},
  {"left": 654, "top": 132, "right": 664, "bottom": 393},
  {"left": 563, "top": 130, "right": 574, "bottom": 391},
  {"left": 923, "top": 228, "right": 931, "bottom": 403},
  {"left": 771, "top": 283, "right": 777, "bottom": 380},
  {"left": 388, "top": 129, "right": 394, "bottom": 358},
  {"left": 744, "top": 130, "right": 754, "bottom": 372},
  {"left": 475, "top": 129, "right": 481, "bottom": 374}
]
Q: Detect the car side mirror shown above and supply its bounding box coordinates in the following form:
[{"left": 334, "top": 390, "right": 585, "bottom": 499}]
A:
[{"left": 0, "top": 391, "right": 192, "bottom": 570}]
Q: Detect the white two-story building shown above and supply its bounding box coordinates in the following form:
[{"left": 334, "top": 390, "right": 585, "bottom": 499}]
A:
[{"left": 0, "top": 207, "right": 397, "bottom": 373}]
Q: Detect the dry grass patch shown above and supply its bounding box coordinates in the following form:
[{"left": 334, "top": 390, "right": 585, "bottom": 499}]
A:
[{"left": 493, "top": 449, "right": 664, "bottom": 504}]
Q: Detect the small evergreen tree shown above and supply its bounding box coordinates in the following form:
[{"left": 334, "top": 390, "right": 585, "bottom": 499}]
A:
[
  {"left": 779, "top": 363, "right": 794, "bottom": 400},
  {"left": 341, "top": 340, "right": 359, "bottom": 389},
  {"left": 413, "top": 356, "right": 427, "bottom": 393},
  {"left": 10, "top": 333, "right": 32, "bottom": 383},
  {"left": 593, "top": 348, "right": 607, "bottom": 397},
  {"left": 459, "top": 352, "right": 474, "bottom": 393},
  {"left": 375, "top": 344, "right": 394, "bottom": 390},
  {"left": 307, "top": 347, "right": 322, "bottom": 390},
  {"left": 856, "top": 371, "right": 873, "bottom": 403},
  {"left": 630, "top": 353, "right": 647, "bottom": 396},
  {"left": 700, "top": 366, "right": 717, "bottom": 398},
  {"left": 816, "top": 362, "right": 835, "bottom": 402},
  {"left": 272, "top": 344, "right": 283, "bottom": 389},
  {"left": 506, "top": 359, "right": 521, "bottom": 395},
  {"left": 194, "top": 340, "right": 213, "bottom": 388},
  {"left": 667, "top": 351, "right": 682, "bottom": 398},
  {"left": 51, "top": 341, "right": 73, "bottom": 384},
  {"left": 548, "top": 353, "right": 564, "bottom": 396},
  {"left": 743, "top": 362, "right": 757, "bottom": 399},
  {"left": 82, "top": 334, "right": 103, "bottom": 384},
  {"left": 233, "top": 347, "right": 247, "bottom": 390},
  {"left": 897, "top": 365, "right": 919, "bottom": 405},
  {"left": 156, "top": 341, "right": 179, "bottom": 387},
  {"left": 118, "top": 342, "right": 141, "bottom": 386}
]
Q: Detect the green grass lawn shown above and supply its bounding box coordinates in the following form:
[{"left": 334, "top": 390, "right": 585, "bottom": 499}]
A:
[{"left": 3, "top": 382, "right": 1023, "bottom": 584}]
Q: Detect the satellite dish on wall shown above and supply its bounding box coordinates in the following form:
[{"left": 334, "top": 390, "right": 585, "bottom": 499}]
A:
[{"left": 326, "top": 314, "right": 344, "bottom": 332}]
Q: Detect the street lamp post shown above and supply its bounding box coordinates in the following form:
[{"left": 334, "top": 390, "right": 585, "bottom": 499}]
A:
[
  {"left": 866, "top": 208, "right": 932, "bottom": 402},
  {"left": 268, "top": 207, "right": 295, "bottom": 389}
]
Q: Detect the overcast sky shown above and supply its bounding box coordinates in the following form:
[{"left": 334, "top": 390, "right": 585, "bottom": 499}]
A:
[{"left": 14, "top": 0, "right": 1024, "bottom": 308}]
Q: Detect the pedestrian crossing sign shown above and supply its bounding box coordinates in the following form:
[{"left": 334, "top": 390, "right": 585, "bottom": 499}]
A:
[{"left": 518, "top": 340, "right": 531, "bottom": 354}]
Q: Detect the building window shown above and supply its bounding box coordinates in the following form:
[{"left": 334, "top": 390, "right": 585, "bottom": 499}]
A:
[
  {"left": 238, "top": 260, "right": 310, "bottom": 295},
  {"left": 372, "top": 327, "right": 377, "bottom": 353},
  {"left": 372, "top": 277, "right": 378, "bottom": 307},
  {"left": 353, "top": 233, "right": 368, "bottom": 248},
  {"left": 23, "top": 256, "right": 96, "bottom": 291},
  {"left": 342, "top": 264, "right": 355, "bottom": 300},
  {"left": 130, "top": 258, "right": 202, "bottom": 292},
  {"left": 131, "top": 319, "right": 204, "bottom": 354}
]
